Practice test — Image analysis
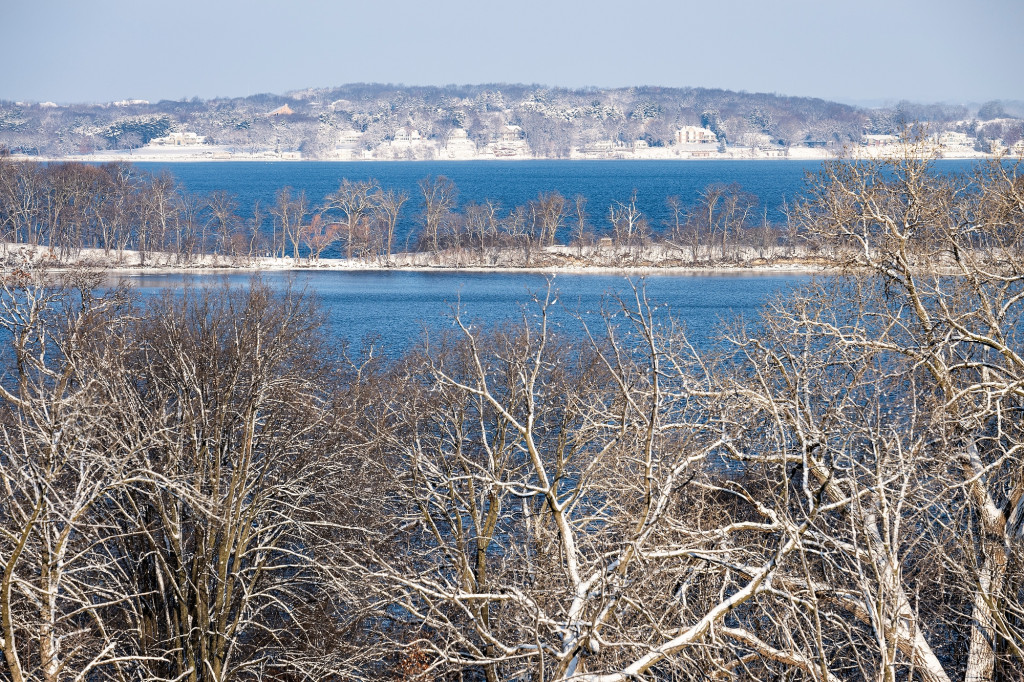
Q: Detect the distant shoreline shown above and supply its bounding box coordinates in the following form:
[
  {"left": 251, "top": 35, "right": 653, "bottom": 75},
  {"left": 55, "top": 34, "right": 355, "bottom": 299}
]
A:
[
  {"left": 12, "top": 149, "right": 1001, "bottom": 164},
  {"left": 106, "top": 262, "right": 829, "bottom": 277},
  {"left": 15, "top": 153, "right": 835, "bottom": 164}
]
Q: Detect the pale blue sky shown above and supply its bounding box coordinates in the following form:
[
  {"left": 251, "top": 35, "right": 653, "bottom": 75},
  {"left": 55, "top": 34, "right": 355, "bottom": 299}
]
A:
[{"left": 2, "top": 0, "right": 1021, "bottom": 105}]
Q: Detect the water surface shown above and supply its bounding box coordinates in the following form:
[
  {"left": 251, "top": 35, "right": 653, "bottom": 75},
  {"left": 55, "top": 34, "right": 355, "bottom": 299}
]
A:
[
  {"left": 123, "top": 270, "right": 812, "bottom": 354},
  {"left": 137, "top": 158, "right": 983, "bottom": 258}
]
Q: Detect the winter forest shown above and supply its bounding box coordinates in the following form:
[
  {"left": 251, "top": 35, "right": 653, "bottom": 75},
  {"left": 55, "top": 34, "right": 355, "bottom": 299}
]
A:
[{"left": 1, "top": 147, "right": 1024, "bottom": 682}]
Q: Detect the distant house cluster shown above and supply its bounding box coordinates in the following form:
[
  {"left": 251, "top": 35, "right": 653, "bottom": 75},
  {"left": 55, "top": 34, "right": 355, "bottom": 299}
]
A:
[
  {"left": 8, "top": 83, "right": 1024, "bottom": 165},
  {"left": 857, "top": 128, "right": 1023, "bottom": 158},
  {"left": 149, "top": 132, "right": 205, "bottom": 146},
  {"left": 74, "top": 116, "right": 1024, "bottom": 162},
  {"left": 330, "top": 124, "right": 532, "bottom": 161},
  {"left": 574, "top": 126, "right": 719, "bottom": 160},
  {"left": 572, "top": 125, "right": 796, "bottom": 160}
]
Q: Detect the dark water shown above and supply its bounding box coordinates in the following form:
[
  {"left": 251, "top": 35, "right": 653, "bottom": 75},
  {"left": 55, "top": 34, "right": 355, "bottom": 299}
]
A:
[
  {"left": 119, "top": 160, "right": 977, "bottom": 353},
  {"left": 122, "top": 270, "right": 812, "bottom": 355},
  {"left": 137, "top": 160, "right": 816, "bottom": 230},
  {"left": 137, "top": 158, "right": 982, "bottom": 256}
]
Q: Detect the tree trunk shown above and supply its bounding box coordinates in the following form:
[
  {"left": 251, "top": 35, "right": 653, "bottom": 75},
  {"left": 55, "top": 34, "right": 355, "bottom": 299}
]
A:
[{"left": 965, "top": 542, "right": 1007, "bottom": 682}]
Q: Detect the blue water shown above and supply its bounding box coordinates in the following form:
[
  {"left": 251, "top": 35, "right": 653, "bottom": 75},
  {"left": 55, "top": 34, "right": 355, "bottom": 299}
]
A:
[
  {"left": 137, "top": 159, "right": 818, "bottom": 254},
  {"left": 137, "top": 160, "right": 815, "bottom": 225},
  {"left": 121, "top": 270, "right": 811, "bottom": 355},
  {"left": 118, "top": 159, "right": 978, "bottom": 353},
  {"left": 136, "top": 159, "right": 982, "bottom": 257}
]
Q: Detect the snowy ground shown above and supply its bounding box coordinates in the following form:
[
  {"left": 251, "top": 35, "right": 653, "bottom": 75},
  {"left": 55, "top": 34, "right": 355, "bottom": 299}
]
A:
[
  {"left": 57, "top": 145, "right": 300, "bottom": 163},
  {"left": 0, "top": 242, "right": 833, "bottom": 276},
  {"left": 25, "top": 137, "right": 1014, "bottom": 164}
]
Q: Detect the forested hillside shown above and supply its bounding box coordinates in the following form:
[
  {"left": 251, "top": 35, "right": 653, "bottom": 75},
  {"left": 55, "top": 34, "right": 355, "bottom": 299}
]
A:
[{"left": 1, "top": 83, "right": 1017, "bottom": 158}]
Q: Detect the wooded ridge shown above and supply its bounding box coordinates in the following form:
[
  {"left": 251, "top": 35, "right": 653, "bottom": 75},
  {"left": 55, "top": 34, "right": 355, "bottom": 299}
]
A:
[{"left": 2, "top": 84, "right": 1020, "bottom": 159}]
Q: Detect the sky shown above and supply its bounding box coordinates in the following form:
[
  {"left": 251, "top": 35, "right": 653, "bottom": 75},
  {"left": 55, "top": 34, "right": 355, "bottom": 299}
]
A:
[{"left": 2, "top": 0, "right": 1022, "bottom": 106}]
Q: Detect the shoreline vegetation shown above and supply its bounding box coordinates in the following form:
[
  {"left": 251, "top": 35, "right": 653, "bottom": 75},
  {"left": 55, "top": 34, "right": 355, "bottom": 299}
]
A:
[
  {"left": 0, "top": 241, "right": 835, "bottom": 276},
  {"left": 0, "top": 153, "right": 838, "bottom": 276},
  {"left": 12, "top": 146, "right": 1003, "bottom": 164},
  {"left": 8, "top": 146, "right": 1010, "bottom": 278}
]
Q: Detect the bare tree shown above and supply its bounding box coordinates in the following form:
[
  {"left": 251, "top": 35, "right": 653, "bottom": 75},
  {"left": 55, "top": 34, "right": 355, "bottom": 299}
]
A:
[
  {"left": 0, "top": 274, "right": 389, "bottom": 682},
  {"left": 690, "top": 182, "right": 757, "bottom": 261},
  {"left": 418, "top": 175, "right": 458, "bottom": 253},
  {"left": 502, "top": 204, "right": 532, "bottom": 264},
  {"left": 665, "top": 194, "right": 684, "bottom": 241},
  {"left": 94, "top": 164, "right": 141, "bottom": 260},
  {"left": 139, "top": 170, "right": 181, "bottom": 264},
  {"left": 0, "top": 160, "right": 44, "bottom": 246},
  {"left": 0, "top": 270, "right": 148, "bottom": 682},
  {"left": 608, "top": 189, "right": 649, "bottom": 249},
  {"left": 570, "top": 194, "right": 594, "bottom": 256},
  {"left": 791, "top": 149, "right": 1024, "bottom": 682},
  {"left": 101, "top": 281, "right": 375, "bottom": 681},
  {"left": 325, "top": 178, "right": 378, "bottom": 259},
  {"left": 370, "top": 187, "right": 409, "bottom": 263},
  {"left": 303, "top": 213, "right": 343, "bottom": 262},
  {"left": 530, "top": 190, "right": 567, "bottom": 247},
  {"left": 246, "top": 198, "right": 264, "bottom": 260},
  {"left": 203, "top": 189, "right": 241, "bottom": 258},
  {"left": 270, "top": 186, "right": 308, "bottom": 260}
]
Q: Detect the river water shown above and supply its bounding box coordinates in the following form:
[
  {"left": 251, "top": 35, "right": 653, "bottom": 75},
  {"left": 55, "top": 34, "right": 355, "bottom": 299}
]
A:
[
  {"left": 122, "top": 269, "right": 812, "bottom": 354},
  {"left": 136, "top": 159, "right": 820, "bottom": 234},
  {"left": 120, "top": 159, "right": 979, "bottom": 353},
  {"left": 136, "top": 158, "right": 981, "bottom": 255}
]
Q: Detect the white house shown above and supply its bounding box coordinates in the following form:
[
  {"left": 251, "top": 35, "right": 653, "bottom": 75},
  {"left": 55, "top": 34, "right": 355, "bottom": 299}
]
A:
[
  {"left": 675, "top": 126, "right": 717, "bottom": 144},
  {"left": 935, "top": 131, "right": 972, "bottom": 148},
  {"left": 440, "top": 128, "right": 477, "bottom": 159},
  {"left": 337, "top": 129, "right": 362, "bottom": 145},
  {"left": 150, "top": 132, "right": 205, "bottom": 146},
  {"left": 500, "top": 125, "right": 523, "bottom": 143},
  {"left": 862, "top": 134, "right": 899, "bottom": 147},
  {"left": 376, "top": 128, "right": 437, "bottom": 159},
  {"left": 392, "top": 128, "right": 423, "bottom": 145},
  {"left": 485, "top": 125, "right": 530, "bottom": 158}
]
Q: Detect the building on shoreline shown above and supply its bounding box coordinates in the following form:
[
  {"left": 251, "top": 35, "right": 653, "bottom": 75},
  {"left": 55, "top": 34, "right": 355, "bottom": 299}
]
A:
[
  {"left": 675, "top": 126, "right": 717, "bottom": 145},
  {"left": 439, "top": 128, "right": 478, "bottom": 160},
  {"left": 149, "top": 132, "right": 205, "bottom": 146},
  {"left": 482, "top": 125, "right": 531, "bottom": 158}
]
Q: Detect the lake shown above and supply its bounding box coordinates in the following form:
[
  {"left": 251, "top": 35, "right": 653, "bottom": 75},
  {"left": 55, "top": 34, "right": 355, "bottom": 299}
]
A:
[
  {"left": 136, "top": 158, "right": 982, "bottom": 257},
  {"left": 137, "top": 160, "right": 819, "bottom": 230},
  {"left": 118, "top": 159, "right": 977, "bottom": 352},
  {"left": 121, "top": 269, "right": 813, "bottom": 355}
]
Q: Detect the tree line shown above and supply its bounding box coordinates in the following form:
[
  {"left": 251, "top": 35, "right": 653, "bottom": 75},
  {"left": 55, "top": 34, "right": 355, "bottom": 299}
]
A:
[
  {"left": 0, "top": 158, "right": 806, "bottom": 267},
  {"left": 1, "top": 154, "right": 1023, "bottom": 681}
]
